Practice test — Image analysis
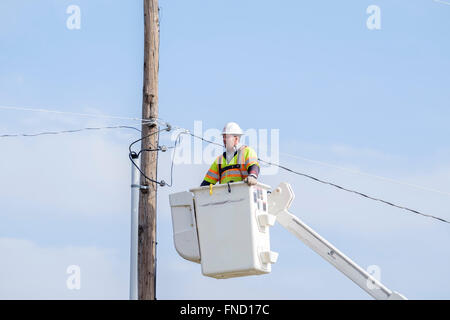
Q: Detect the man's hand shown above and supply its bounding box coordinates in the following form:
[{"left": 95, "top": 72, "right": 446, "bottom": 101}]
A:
[{"left": 244, "top": 175, "right": 258, "bottom": 186}]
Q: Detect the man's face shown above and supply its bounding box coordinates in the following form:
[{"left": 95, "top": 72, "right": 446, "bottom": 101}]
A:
[{"left": 223, "top": 134, "right": 239, "bottom": 152}]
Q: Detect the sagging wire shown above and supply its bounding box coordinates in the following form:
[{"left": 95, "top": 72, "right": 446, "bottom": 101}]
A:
[
  {"left": 137, "top": 145, "right": 171, "bottom": 158},
  {"left": 163, "top": 129, "right": 192, "bottom": 187},
  {"left": 258, "top": 158, "right": 450, "bottom": 225},
  {"left": 128, "top": 123, "right": 173, "bottom": 187},
  {"left": 7, "top": 106, "right": 447, "bottom": 223},
  {"left": 0, "top": 105, "right": 172, "bottom": 127},
  {"left": 108, "top": 120, "right": 449, "bottom": 225},
  {"left": 169, "top": 128, "right": 450, "bottom": 225},
  {"left": 0, "top": 125, "right": 141, "bottom": 138},
  {"left": 279, "top": 151, "right": 450, "bottom": 197},
  {"left": 158, "top": 128, "right": 225, "bottom": 188},
  {"left": 131, "top": 128, "right": 203, "bottom": 188}
]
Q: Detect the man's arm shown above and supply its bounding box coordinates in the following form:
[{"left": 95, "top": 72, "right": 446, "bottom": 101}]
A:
[
  {"left": 247, "top": 164, "right": 260, "bottom": 178},
  {"left": 200, "top": 158, "right": 220, "bottom": 186},
  {"left": 200, "top": 180, "right": 211, "bottom": 186},
  {"left": 244, "top": 147, "right": 260, "bottom": 185}
]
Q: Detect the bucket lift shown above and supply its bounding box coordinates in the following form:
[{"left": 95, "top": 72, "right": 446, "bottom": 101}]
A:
[{"left": 169, "top": 181, "right": 407, "bottom": 300}]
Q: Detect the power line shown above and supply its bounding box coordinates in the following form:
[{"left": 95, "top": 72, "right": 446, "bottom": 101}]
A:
[
  {"left": 164, "top": 130, "right": 192, "bottom": 187},
  {"left": 0, "top": 125, "right": 141, "bottom": 138},
  {"left": 167, "top": 128, "right": 449, "bottom": 225},
  {"left": 159, "top": 129, "right": 223, "bottom": 187},
  {"left": 128, "top": 126, "right": 172, "bottom": 187},
  {"left": 280, "top": 151, "right": 450, "bottom": 197},
  {"left": 0, "top": 105, "right": 171, "bottom": 126},
  {"left": 130, "top": 128, "right": 205, "bottom": 188},
  {"left": 132, "top": 129, "right": 213, "bottom": 188},
  {"left": 128, "top": 126, "right": 171, "bottom": 154},
  {"left": 0, "top": 119, "right": 167, "bottom": 186},
  {"left": 258, "top": 158, "right": 450, "bottom": 224},
  {"left": 0, "top": 106, "right": 170, "bottom": 186},
  {"left": 1, "top": 115, "right": 447, "bottom": 224}
]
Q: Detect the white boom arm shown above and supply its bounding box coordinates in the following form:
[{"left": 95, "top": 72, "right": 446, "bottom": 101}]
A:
[{"left": 268, "top": 182, "right": 407, "bottom": 300}]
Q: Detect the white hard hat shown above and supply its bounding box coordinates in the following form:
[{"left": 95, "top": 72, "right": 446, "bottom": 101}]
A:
[{"left": 222, "top": 122, "right": 243, "bottom": 136}]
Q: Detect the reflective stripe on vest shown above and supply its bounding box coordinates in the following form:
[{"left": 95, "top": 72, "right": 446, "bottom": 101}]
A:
[
  {"left": 218, "top": 164, "right": 240, "bottom": 176},
  {"left": 217, "top": 146, "right": 248, "bottom": 183}
]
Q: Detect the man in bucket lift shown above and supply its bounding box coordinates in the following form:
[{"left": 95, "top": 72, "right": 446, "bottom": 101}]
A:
[{"left": 200, "top": 122, "right": 260, "bottom": 187}]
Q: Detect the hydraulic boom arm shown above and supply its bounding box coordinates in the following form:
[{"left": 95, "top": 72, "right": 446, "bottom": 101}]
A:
[{"left": 268, "top": 183, "right": 406, "bottom": 300}]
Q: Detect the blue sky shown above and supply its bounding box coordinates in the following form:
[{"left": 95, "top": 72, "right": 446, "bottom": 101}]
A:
[{"left": 1, "top": 0, "right": 450, "bottom": 299}]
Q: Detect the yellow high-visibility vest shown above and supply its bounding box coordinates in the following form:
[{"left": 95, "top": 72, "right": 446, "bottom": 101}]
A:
[{"left": 203, "top": 145, "right": 259, "bottom": 185}]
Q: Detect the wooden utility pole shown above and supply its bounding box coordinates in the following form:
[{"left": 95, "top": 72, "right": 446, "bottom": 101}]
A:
[{"left": 139, "top": 0, "right": 159, "bottom": 300}]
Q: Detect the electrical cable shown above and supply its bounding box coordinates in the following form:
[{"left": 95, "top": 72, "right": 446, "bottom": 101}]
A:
[
  {"left": 128, "top": 126, "right": 170, "bottom": 154},
  {"left": 163, "top": 129, "right": 191, "bottom": 187},
  {"left": 129, "top": 152, "right": 162, "bottom": 186},
  {"left": 280, "top": 151, "right": 450, "bottom": 197},
  {"left": 157, "top": 129, "right": 224, "bottom": 188},
  {"left": 0, "top": 104, "right": 174, "bottom": 186},
  {"left": 128, "top": 125, "right": 172, "bottom": 187},
  {"left": 168, "top": 128, "right": 449, "bottom": 225},
  {"left": 258, "top": 158, "right": 450, "bottom": 224},
  {"left": 0, "top": 125, "right": 141, "bottom": 138},
  {"left": 0, "top": 105, "right": 171, "bottom": 127},
  {"left": 1, "top": 111, "right": 448, "bottom": 224}
]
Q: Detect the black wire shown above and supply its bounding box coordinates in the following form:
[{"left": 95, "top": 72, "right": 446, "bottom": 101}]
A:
[
  {"left": 258, "top": 158, "right": 450, "bottom": 224},
  {"left": 5, "top": 120, "right": 445, "bottom": 224},
  {"left": 128, "top": 126, "right": 171, "bottom": 186},
  {"left": 159, "top": 130, "right": 216, "bottom": 187},
  {"left": 188, "top": 132, "right": 223, "bottom": 147},
  {"left": 137, "top": 148, "right": 161, "bottom": 158},
  {"left": 128, "top": 126, "right": 169, "bottom": 155},
  {"left": 178, "top": 131, "right": 449, "bottom": 225},
  {"left": 126, "top": 126, "right": 449, "bottom": 225},
  {"left": 129, "top": 152, "right": 162, "bottom": 186}
]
